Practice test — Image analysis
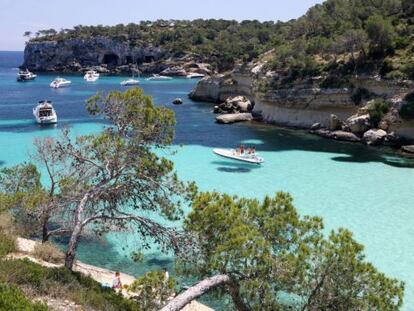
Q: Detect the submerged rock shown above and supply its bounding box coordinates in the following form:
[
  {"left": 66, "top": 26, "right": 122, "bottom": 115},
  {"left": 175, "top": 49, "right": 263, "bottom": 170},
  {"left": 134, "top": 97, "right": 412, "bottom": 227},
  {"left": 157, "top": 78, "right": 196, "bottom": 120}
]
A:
[
  {"left": 363, "top": 129, "right": 387, "bottom": 145},
  {"left": 216, "top": 113, "right": 253, "bottom": 124}
]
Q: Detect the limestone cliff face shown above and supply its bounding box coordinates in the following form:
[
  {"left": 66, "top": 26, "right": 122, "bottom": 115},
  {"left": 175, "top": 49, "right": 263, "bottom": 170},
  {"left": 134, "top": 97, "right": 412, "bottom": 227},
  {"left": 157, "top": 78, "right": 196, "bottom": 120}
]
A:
[
  {"left": 190, "top": 65, "right": 414, "bottom": 140},
  {"left": 254, "top": 87, "right": 356, "bottom": 128},
  {"left": 23, "top": 37, "right": 168, "bottom": 72},
  {"left": 189, "top": 64, "right": 254, "bottom": 102}
]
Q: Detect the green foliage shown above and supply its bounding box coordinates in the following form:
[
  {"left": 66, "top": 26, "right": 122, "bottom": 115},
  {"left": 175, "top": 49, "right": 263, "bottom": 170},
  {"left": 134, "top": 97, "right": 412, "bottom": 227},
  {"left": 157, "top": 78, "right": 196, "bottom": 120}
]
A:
[
  {"left": 320, "top": 75, "right": 348, "bottom": 88},
  {"left": 368, "top": 99, "right": 391, "bottom": 126},
  {"left": 33, "top": 242, "right": 64, "bottom": 264},
  {"left": 0, "top": 259, "right": 140, "bottom": 311},
  {"left": 0, "top": 283, "right": 48, "bottom": 311},
  {"left": 351, "top": 87, "right": 374, "bottom": 105},
  {"left": 400, "top": 91, "right": 414, "bottom": 119},
  {"left": 181, "top": 192, "right": 404, "bottom": 310},
  {"left": 366, "top": 15, "right": 396, "bottom": 55},
  {"left": 0, "top": 163, "right": 44, "bottom": 213},
  {"left": 0, "top": 233, "right": 16, "bottom": 257},
  {"left": 128, "top": 271, "right": 175, "bottom": 311}
]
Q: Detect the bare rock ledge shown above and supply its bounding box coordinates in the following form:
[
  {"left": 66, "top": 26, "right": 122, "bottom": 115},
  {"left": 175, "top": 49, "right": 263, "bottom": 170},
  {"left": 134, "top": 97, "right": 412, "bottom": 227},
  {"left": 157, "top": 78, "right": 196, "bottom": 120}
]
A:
[{"left": 216, "top": 113, "right": 253, "bottom": 124}]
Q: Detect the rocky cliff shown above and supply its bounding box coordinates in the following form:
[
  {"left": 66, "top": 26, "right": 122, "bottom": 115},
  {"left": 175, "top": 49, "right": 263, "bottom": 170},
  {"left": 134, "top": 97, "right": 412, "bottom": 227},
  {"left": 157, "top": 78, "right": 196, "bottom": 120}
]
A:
[
  {"left": 189, "top": 63, "right": 414, "bottom": 146},
  {"left": 22, "top": 37, "right": 211, "bottom": 75}
]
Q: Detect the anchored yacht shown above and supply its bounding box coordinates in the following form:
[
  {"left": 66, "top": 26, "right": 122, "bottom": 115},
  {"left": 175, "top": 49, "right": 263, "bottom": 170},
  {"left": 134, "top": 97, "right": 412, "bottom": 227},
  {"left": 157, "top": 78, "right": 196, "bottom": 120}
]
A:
[
  {"left": 50, "top": 77, "right": 72, "bottom": 89},
  {"left": 84, "top": 70, "right": 100, "bottom": 82},
  {"left": 17, "top": 69, "right": 37, "bottom": 82},
  {"left": 120, "top": 78, "right": 140, "bottom": 86},
  {"left": 33, "top": 100, "right": 57, "bottom": 125},
  {"left": 146, "top": 74, "right": 172, "bottom": 81}
]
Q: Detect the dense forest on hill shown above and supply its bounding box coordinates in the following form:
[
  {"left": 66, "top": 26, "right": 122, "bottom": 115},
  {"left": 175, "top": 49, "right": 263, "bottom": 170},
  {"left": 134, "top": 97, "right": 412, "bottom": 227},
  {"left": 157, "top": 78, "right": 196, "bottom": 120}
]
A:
[
  {"left": 265, "top": 0, "right": 414, "bottom": 85},
  {"left": 27, "top": 0, "right": 414, "bottom": 76}
]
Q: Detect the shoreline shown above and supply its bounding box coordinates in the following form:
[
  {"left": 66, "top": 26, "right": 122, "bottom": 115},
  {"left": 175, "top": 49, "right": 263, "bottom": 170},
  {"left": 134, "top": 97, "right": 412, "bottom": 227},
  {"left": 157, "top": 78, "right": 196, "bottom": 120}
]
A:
[{"left": 9, "top": 237, "right": 213, "bottom": 311}]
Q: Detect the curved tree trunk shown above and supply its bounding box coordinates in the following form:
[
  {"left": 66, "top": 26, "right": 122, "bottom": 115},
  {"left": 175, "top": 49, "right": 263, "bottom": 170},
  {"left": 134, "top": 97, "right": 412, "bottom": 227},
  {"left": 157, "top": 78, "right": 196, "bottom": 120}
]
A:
[
  {"left": 64, "top": 222, "right": 83, "bottom": 270},
  {"left": 64, "top": 193, "right": 90, "bottom": 270},
  {"left": 160, "top": 274, "right": 231, "bottom": 311},
  {"left": 41, "top": 207, "right": 51, "bottom": 243}
]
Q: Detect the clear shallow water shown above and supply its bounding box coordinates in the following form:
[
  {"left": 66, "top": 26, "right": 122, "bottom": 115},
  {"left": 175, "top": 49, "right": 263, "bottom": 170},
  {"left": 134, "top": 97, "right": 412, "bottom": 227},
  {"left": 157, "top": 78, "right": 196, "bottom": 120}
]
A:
[{"left": 1, "top": 51, "right": 414, "bottom": 309}]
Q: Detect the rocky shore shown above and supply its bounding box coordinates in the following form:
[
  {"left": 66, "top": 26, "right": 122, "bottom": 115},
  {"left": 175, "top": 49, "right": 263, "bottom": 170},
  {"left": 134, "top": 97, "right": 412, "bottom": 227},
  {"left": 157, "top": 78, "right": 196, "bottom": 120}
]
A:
[{"left": 189, "top": 64, "right": 414, "bottom": 156}]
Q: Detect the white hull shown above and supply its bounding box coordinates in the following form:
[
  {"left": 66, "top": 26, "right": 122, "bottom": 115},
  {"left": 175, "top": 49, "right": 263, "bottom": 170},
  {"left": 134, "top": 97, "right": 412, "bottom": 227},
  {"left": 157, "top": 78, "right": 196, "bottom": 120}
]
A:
[
  {"left": 34, "top": 115, "right": 58, "bottom": 125},
  {"left": 33, "top": 101, "right": 58, "bottom": 125},
  {"left": 121, "top": 79, "right": 140, "bottom": 86},
  {"left": 85, "top": 76, "right": 99, "bottom": 82},
  {"left": 84, "top": 71, "right": 100, "bottom": 81},
  {"left": 213, "top": 148, "right": 264, "bottom": 164},
  {"left": 50, "top": 78, "right": 71, "bottom": 88},
  {"left": 146, "top": 75, "right": 172, "bottom": 81}
]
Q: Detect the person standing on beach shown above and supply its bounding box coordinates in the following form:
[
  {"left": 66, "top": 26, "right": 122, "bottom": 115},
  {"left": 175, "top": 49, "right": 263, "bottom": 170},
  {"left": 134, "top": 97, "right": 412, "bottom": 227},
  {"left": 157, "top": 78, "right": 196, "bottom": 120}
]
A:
[{"left": 112, "top": 271, "right": 122, "bottom": 291}]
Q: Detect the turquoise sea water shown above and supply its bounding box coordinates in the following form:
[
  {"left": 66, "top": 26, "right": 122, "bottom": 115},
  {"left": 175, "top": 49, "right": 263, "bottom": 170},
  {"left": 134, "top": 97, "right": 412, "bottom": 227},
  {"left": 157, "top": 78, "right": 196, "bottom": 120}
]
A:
[{"left": 1, "top": 51, "right": 414, "bottom": 309}]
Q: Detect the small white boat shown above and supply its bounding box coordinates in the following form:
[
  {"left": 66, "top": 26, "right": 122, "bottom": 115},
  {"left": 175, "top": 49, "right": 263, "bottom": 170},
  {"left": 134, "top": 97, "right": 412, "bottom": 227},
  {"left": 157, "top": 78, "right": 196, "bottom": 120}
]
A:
[
  {"left": 120, "top": 78, "right": 140, "bottom": 86},
  {"left": 50, "top": 77, "right": 71, "bottom": 89},
  {"left": 84, "top": 70, "right": 100, "bottom": 82},
  {"left": 213, "top": 148, "right": 264, "bottom": 164},
  {"left": 17, "top": 69, "right": 37, "bottom": 82},
  {"left": 186, "top": 73, "right": 205, "bottom": 79},
  {"left": 146, "top": 74, "right": 172, "bottom": 81},
  {"left": 33, "top": 100, "right": 58, "bottom": 125}
]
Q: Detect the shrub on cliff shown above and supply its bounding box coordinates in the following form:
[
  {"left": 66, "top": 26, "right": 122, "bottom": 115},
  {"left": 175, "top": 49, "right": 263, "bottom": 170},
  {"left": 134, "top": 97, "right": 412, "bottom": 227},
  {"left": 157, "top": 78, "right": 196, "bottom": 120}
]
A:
[
  {"left": 0, "top": 283, "right": 47, "bottom": 311},
  {"left": 400, "top": 91, "right": 414, "bottom": 119},
  {"left": 0, "top": 259, "right": 140, "bottom": 310},
  {"left": 33, "top": 242, "right": 64, "bottom": 264},
  {"left": 368, "top": 99, "right": 391, "bottom": 127},
  {"left": 0, "top": 233, "right": 16, "bottom": 257},
  {"left": 351, "top": 87, "right": 374, "bottom": 105}
]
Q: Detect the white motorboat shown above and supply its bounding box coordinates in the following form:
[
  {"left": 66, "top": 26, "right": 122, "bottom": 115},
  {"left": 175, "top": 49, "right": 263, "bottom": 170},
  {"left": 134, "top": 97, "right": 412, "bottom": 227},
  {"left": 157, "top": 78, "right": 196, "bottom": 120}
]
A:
[
  {"left": 146, "top": 74, "right": 172, "bottom": 81},
  {"left": 50, "top": 77, "right": 72, "bottom": 89},
  {"left": 85, "top": 74, "right": 99, "bottom": 82},
  {"left": 17, "top": 69, "right": 37, "bottom": 82},
  {"left": 213, "top": 148, "right": 264, "bottom": 164},
  {"left": 120, "top": 78, "right": 140, "bottom": 86},
  {"left": 84, "top": 70, "right": 100, "bottom": 82},
  {"left": 186, "top": 72, "right": 205, "bottom": 79},
  {"left": 33, "top": 100, "right": 57, "bottom": 125}
]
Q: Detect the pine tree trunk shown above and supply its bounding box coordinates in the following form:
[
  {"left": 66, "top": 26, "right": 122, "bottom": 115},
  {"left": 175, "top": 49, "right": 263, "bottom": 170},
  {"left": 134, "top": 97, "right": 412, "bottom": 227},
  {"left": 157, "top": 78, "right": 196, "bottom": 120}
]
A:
[
  {"left": 42, "top": 221, "right": 49, "bottom": 243},
  {"left": 64, "top": 192, "right": 91, "bottom": 270},
  {"left": 160, "top": 274, "right": 232, "bottom": 311},
  {"left": 64, "top": 223, "right": 83, "bottom": 270},
  {"left": 41, "top": 208, "right": 50, "bottom": 243}
]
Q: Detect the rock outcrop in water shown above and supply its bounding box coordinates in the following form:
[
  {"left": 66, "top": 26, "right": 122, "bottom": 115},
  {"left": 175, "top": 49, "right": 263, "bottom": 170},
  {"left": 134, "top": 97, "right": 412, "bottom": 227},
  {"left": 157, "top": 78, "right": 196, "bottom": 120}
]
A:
[
  {"left": 216, "top": 113, "right": 253, "bottom": 124},
  {"left": 22, "top": 37, "right": 210, "bottom": 75}
]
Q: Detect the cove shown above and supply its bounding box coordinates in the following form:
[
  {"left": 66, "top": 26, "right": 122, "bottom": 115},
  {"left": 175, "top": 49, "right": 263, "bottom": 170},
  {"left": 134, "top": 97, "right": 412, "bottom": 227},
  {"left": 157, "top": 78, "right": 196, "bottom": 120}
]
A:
[{"left": 1, "top": 52, "right": 414, "bottom": 309}]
